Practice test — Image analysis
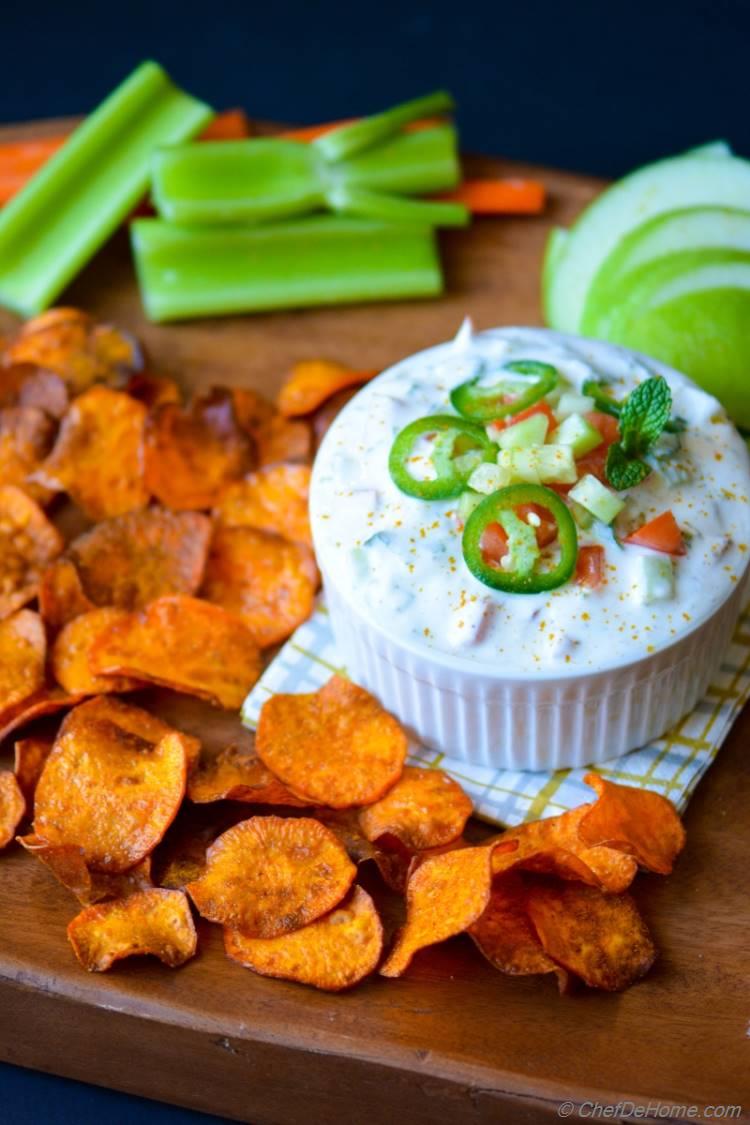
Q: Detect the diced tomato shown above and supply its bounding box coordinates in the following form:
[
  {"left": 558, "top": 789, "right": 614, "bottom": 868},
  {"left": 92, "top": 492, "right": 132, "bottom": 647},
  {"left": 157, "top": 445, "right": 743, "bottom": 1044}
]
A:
[
  {"left": 624, "top": 510, "right": 686, "bottom": 556},
  {"left": 571, "top": 411, "right": 620, "bottom": 485},
  {"left": 515, "top": 503, "right": 558, "bottom": 547},
  {"left": 585, "top": 411, "right": 620, "bottom": 445},
  {"left": 490, "top": 400, "right": 557, "bottom": 433},
  {"left": 480, "top": 521, "right": 508, "bottom": 566},
  {"left": 575, "top": 545, "right": 606, "bottom": 588}
]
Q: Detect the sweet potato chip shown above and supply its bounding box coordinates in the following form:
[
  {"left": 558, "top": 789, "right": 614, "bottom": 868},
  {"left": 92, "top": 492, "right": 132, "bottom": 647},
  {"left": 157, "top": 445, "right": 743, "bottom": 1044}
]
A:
[
  {"left": 0, "top": 771, "right": 25, "bottom": 848},
  {"left": 19, "top": 834, "right": 153, "bottom": 904},
  {"left": 0, "top": 364, "right": 69, "bottom": 419},
  {"left": 0, "top": 609, "right": 46, "bottom": 726},
  {"left": 68, "top": 508, "right": 212, "bottom": 610},
  {"left": 380, "top": 844, "right": 496, "bottom": 977},
  {"left": 67, "top": 888, "right": 196, "bottom": 971},
  {"left": 524, "top": 878, "right": 657, "bottom": 991},
  {"left": 38, "top": 558, "right": 95, "bottom": 628},
  {"left": 188, "top": 744, "right": 309, "bottom": 807},
  {"left": 225, "top": 885, "right": 383, "bottom": 991},
  {"left": 359, "top": 767, "right": 472, "bottom": 852},
  {"left": 51, "top": 609, "right": 143, "bottom": 695},
  {"left": 186, "top": 815, "right": 356, "bottom": 938},
  {"left": 33, "top": 697, "right": 192, "bottom": 872},
  {"left": 90, "top": 595, "right": 261, "bottom": 710},
  {"left": 214, "top": 464, "right": 312, "bottom": 546},
  {"left": 314, "top": 808, "right": 379, "bottom": 865},
  {"left": 277, "top": 360, "right": 376, "bottom": 418},
  {"left": 232, "top": 389, "right": 311, "bottom": 467},
  {"left": 13, "top": 735, "right": 54, "bottom": 804},
  {"left": 579, "top": 774, "right": 686, "bottom": 876},
  {"left": 490, "top": 805, "right": 639, "bottom": 895},
  {"left": 0, "top": 485, "right": 63, "bottom": 619},
  {"left": 201, "top": 526, "right": 317, "bottom": 648},
  {"left": 0, "top": 687, "right": 88, "bottom": 746},
  {"left": 256, "top": 676, "right": 407, "bottom": 808},
  {"left": 0, "top": 405, "right": 56, "bottom": 502},
  {"left": 30, "top": 386, "right": 148, "bottom": 520},
  {"left": 123, "top": 371, "right": 180, "bottom": 409},
  {"left": 144, "top": 387, "right": 253, "bottom": 511},
  {"left": 6, "top": 310, "right": 142, "bottom": 394},
  {"left": 468, "top": 872, "right": 568, "bottom": 986}
]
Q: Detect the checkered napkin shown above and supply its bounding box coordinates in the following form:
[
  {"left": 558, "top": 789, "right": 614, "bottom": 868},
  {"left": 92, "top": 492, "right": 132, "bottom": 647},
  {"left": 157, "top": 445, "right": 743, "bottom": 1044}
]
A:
[{"left": 242, "top": 600, "right": 750, "bottom": 828}]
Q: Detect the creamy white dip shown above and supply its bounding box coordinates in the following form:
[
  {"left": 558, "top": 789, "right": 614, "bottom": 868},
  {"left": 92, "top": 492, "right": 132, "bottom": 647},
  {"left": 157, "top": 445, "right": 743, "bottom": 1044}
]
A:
[{"left": 310, "top": 326, "right": 750, "bottom": 674}]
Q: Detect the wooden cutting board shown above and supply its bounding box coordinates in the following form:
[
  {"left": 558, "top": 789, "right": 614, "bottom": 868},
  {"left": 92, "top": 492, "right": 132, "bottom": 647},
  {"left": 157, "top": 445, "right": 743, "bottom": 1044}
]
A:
[{"left": 1, "top": 118, "right": 748, "bottom": 1125}]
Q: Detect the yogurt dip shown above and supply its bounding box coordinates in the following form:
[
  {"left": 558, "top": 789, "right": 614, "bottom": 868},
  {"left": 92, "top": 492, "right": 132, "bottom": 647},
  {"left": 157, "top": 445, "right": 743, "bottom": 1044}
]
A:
[{"left": 311, "top": 326, "right": 750, "bottom": 678}]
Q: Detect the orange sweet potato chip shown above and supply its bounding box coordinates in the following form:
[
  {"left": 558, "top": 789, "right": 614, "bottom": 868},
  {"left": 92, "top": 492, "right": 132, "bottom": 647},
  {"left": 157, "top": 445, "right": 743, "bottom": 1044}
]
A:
[
  {"left": 144, "top": 387, "right": 253, "bottom": 511},
  {"left": 277, "top": 360, "right": 376, "bottom": 418},
  {"left": 225, "top": 884, "right": 383, "bottom": 991},
  {"left": 38, "top": 558, "right": 95, "bottom": 628},
  {"left": 89, "top": 595, "right": 262, "bottom": 710},
  {"left": 200, "top": 526, "right": 317, "bottom": 648},
  {"left": 524, "top": 877, "right": 657, "bottom": 991},
  {"left": 67, "top": 508, "right": 212, "bottom": 610},
  {"left": 0, "top": 405, "right": 56, "bottom": 502},
  {"left": 214, "top": 464, "right": 312, "bottom": 547},
  {"left": 19, "top": 834, "right": 154, "bottom": 904},
  {"left": 468, "top": 872, "right": 569, "bottom": 986},
  {"left": 359, "top": 767, "right": 473, "bottom": 852},
  {"left": 6, "top": 310, "right": 142, "bottom": 394},
  {"left": 0, "top": 687, "right": 88, "bottom": 746},
  {"left": 0, "top": 485, "right": 63, "bottom": 619},
  {"left": 186, "top": 815, "right": 356, "bottom": 937},
  {"left": 0, "top": 609, "right": 46, "bottom": 726},
  {"left": 51, "top": 609, "right": 144, "bottom": 695},
  {"left": 30, "top": 386, "right": 149, "bottom": 520},
  {"left": 256, "top": 676, "right": 407, "bottom": 808},
  {"left": 380, "top": 844, "right": 497, "bottom": 977},
  {"left": 0, "top": 770, "right": 25, "bottom": 848},
  {"left": 188, "top": 744, "right": 309, "bottom": 807},
  {"left": 33, "top": 697, "right": 192, "bottom": 872},
  {"left": 67, "top": 888, "right": 197, "bottom": 971},
  {"left": 490, "top": 805, "right": 639, "bottom": 895},
  {"left": 578, "top": 773, "right": 686, "bottom": 875},
  {"left": 0, "top": 364, "right": 69, "bottom": 419},
  {"left": 232, "top": 388, "right": 311, "bottom": 467},
  {"left": 314, "top": 808, "right": 379, "bottom": 865},
  {"left": 123, "top": 371, "right": 181, "bottom": 409},
  {"left": 13, "top": 735, "right": 54, "bottom": 804}
]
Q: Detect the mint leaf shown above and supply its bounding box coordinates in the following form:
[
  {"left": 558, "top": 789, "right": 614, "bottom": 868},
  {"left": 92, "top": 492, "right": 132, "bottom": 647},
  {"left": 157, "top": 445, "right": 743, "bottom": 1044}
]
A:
[
  {"left": 605, "top": 443, "right": 650, "bottom": 490},
  {"left": 619, "top": 376, "right": 672, "bottom": 456}
]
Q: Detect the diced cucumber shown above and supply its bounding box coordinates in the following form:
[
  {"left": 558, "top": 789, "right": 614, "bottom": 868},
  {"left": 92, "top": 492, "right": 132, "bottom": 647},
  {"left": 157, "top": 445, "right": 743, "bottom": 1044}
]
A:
[
  {"left": 452, "top": 449, "right": 485, "bottom": 475},
  {"left": 552, "top": 412, "right": 603, "bottom": 457},
  {"left": 569, "top": 473, "right": 625, "bottom": 524},
  {"left": 500, "top": 447, "right": 539, "bottom": 484},
  {"left": 498, "top": 445, "right": 577, "bottom": 485},
  {"left": 556, "top": 392, "right": 595, "bottom": 418},
  {"left": 468, "top": 462, "right": 508, "bottom": 494},
  {"left": 458, "top": 489, "right": 483, "bottom": 521},
  {"left": 569, "top": 498, "right": 594, "bottom": 529},
  {"left": 632, "top": 554, "right": 674, "bottom": 604},
  {"left": 496, "top": 412, "right": 549, "bottom": 451},
  {"left": 497, "top": 510, "right": 540, "bottom": 577}
]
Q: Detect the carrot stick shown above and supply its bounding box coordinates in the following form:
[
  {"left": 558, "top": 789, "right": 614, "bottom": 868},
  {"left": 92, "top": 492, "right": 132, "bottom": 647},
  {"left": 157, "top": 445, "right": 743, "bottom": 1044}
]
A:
[
  {"left": 435, "top": 178, "right": 546, "bottom": 215},
  {"left": 0, "top": 110, "right": 251, "bottom": 205}
]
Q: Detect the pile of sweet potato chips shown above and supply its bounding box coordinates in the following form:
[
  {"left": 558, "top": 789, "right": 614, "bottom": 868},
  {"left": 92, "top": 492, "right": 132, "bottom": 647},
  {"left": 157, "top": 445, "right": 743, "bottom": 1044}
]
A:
[{"left": 0, "top": 308, "right": 687, "bottom": 993}]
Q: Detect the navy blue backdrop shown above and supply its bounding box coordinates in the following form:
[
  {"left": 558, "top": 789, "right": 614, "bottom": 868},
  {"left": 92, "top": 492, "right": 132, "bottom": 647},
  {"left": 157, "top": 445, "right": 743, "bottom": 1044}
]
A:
[{"left": 0, "top": 0, "right": 747, "bottom": 1121}]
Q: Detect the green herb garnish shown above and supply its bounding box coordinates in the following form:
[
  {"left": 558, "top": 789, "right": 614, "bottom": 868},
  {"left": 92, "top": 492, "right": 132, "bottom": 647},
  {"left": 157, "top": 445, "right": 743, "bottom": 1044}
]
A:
[{"left": 605, "top": 376, "right": 672, "bottom": 490}]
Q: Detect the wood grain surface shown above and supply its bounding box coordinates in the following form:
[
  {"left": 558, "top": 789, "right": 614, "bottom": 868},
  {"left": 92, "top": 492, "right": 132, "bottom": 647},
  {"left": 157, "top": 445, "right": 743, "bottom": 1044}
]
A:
[{"left": 0, "top": 118, "right": 747, "bottom": 1125}]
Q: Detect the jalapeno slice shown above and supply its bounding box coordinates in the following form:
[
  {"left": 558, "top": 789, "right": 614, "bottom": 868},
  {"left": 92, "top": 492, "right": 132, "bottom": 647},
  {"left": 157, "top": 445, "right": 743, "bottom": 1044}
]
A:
[
  {"left": 388, "top": 414, "right": 497, "bottom": 500},
  {"left": 462, "top": 483, "right": 578, "bottom": 593},
  {"left": 450, "top": 360, "right": 558, "bottom": 422}
]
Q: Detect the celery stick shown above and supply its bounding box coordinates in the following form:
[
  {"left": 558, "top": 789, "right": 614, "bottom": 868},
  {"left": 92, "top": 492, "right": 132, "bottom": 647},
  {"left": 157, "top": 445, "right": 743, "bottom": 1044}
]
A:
[
  {"left": 338, "top": 125, "right": 460, "bottom": 195},
  {"left": 0, "top": 61, "right": 213, "bottom": 316},
  {"left": 313, "top": 91, "right": 455, "bottom": 162},
  {"left": 327, "top": 185, "right": 469, "bottom": 227},
  {"left": 131, "top": 216, "right": 442, "bottom": 321}
]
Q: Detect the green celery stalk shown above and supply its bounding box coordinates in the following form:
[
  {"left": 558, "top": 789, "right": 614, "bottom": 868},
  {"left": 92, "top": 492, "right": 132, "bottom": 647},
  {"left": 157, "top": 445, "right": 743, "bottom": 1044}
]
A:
[
  {"left": 151, "top": 125, "right": 460, "bottom": 226},
  {"left": 327, "top": 185, "right": 469, "bottom": 227},
  {"left": 313, "top": 91, "right": 454, "bottom": 162},
  {"left": 0, "top": 60, "right": 213, "bottom": 316},
  {"left": 130, "top": 216, "right": 442, "bottom": 321}
]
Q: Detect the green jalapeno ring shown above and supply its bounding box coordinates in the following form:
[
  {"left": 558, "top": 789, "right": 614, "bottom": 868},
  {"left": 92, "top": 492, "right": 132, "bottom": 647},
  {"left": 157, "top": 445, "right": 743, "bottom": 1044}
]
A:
[
  {"left": 462, "top": 483, "right": 578, "bottom": 593},
  {"left": 388, "top": 414, "right": 497, "bottom": 500},
  {"left": 450, "top": 360, "right": 558, "bottom": 423}
]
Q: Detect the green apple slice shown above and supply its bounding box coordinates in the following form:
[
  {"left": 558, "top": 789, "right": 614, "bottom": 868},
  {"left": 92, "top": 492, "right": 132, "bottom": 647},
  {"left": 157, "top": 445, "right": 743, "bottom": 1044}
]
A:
[
  {"left": 581, "top": 207, "right": 750, "bottom": 333},
  {"left": 542, "top": 148, "right": 750, "bottom": 333}
]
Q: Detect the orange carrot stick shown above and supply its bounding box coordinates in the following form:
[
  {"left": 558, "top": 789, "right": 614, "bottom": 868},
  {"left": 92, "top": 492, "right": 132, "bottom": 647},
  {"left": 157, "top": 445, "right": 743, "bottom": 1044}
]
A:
[
  {"left": 200, "top": 108, "right": 251, "bottom": 140},
  {"left": 435, "top": 178, "right": 546, "bottom": 215}
]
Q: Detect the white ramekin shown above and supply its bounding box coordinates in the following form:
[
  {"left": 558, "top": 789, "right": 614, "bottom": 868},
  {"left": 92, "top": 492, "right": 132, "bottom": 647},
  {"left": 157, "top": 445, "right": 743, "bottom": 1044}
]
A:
[{"left": 311, "top": 331, "right": 750, "bottom": 771}]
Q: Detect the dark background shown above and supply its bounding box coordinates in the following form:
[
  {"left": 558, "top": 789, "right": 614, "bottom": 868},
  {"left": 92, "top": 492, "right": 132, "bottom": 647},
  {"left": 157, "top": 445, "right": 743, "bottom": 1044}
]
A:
[{"left": 1, "top": 1, "right": 747, "bottom": 1121}]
